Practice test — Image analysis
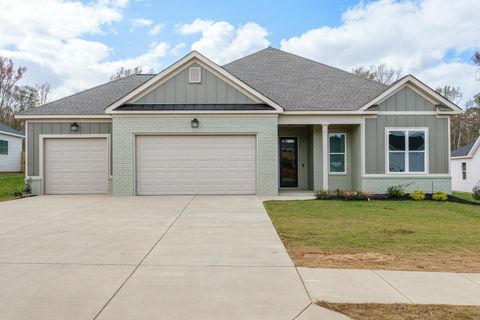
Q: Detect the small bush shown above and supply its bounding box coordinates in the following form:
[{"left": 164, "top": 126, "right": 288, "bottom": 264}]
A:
[
  {"left": 410, "top": 189, "right": 425, "bottom": 201},
  {"left": 316, "top": 190, "right": 369, "bottom": 201},
  {"left": 386, "top": 184, "right": 406, "bottom": 198},
  {"left": 316, "top": 190, "right": 331, "bottom": 200},
  {"left": 473, "top": 182, "right": 480, "bottom": 200},
  {"left": 432, "top": 191, "right": 448, "bottom": 201}
]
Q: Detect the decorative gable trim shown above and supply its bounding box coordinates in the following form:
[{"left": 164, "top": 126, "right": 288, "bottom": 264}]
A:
[
  {"left": 105, "top": 51, "right": 283, "bottom": 114},
  {"left": 360, "top": 75, "right": 462, "bottom": 114}
]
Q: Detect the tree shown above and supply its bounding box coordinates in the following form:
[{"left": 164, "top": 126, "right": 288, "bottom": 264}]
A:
[
  {"left": 110, "top": 66, "right": 144, "bottom": 80},
  {"left": 436, "top": 86, "right": 464, "bottom": 150},
  {"left": 352, "top": 64, "right": 402, "bottom": 85},
  {"left": 0, "top": 57, "right": 26, "bottom": 123},
  {"left": 435, "top": 85, "right": 463, "bottom": 104}
]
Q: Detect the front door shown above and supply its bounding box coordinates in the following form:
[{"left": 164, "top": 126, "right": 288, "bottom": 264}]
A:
[{"left": 279, "top": 137, "right": 298, "bottom": 188}]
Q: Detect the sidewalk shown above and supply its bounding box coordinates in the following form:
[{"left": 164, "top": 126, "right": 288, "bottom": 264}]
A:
[{"left": 298, "top": 267, "right": 480, "bottom": 305}]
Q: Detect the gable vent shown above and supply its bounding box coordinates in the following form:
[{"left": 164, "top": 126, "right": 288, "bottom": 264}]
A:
[{"left": 189, "top": 66, "right": 201, "bottom": 83}]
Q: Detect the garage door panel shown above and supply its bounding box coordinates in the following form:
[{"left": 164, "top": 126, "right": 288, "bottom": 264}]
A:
[
  {"left": 136, "top": 135, "right": 256, "bottom": 195},
  {"left": 44, "top": 138, "right": 108, "bottom": 194}
]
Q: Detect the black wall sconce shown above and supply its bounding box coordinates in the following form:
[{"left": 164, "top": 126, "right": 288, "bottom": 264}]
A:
[
  {"left": 70, "top": 122, "right": 80, "bottom": 132},
  {"left": 191, "top": 118, "right": 199, "bottom": 128}
]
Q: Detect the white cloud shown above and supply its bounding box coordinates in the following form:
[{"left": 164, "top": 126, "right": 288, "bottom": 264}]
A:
[
  {"left": 177, "top": 19, "right": 270, "bottom": 64},
  {"left": 0, "top": 1, "right": 172, "bottom": 99},
  {"left": 131, "top": 18, "right": 153, "bottom": 28},
  {"left": 149, "top": 23, "right": 165, "bottom": 36},
  {"left": 280, "top": 0, "right": 480, "bottom": 104}
]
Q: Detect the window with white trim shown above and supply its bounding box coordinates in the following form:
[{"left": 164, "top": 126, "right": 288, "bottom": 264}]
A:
[
  {"left": 329, "top": 133, "right": 346, "bottom": 174},
  {"left": 387, "top": 129, "right": 426, "bottom": 173}
]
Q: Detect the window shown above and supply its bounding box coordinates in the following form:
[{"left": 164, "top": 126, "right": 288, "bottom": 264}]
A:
[
  {"left": 387, "top": 129, "right": 426, "bottom": 173},
  {"left": 329, "top": 133, "right": 346, "bottom": 174},
  {"left": 0, "top": 140, "right": 7, "bottom": 155},
  {"left": 188, "top": 66, "right": 201, "bottom": 83},
  {"left": 462, "top": 162, "right": 467, "bottom": 180}
]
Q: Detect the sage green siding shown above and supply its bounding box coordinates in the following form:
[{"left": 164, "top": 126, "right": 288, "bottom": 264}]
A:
[
  {"left": 112, "top": 116, "right": 278, "bottom": 196},
  {"left": 311, "top": 125, "right": 323, "bottom": 191},
  {"left": 351, "top": 124, "right": 362, "bottom": 190},
  {"left": 26, "top": 122, "right": 112, "bottom": 177},
  {"left": 278, "top": 126, "right": 309, "bottom": 189},
  {"left": 365, "top": 115, "right": 449, "bottom": 174},
  {"left": 377, "top": 87, "right": 436, "bottom": 112},
  {"left": 133, "top": 63, "right": 256, "bottom": 105}
]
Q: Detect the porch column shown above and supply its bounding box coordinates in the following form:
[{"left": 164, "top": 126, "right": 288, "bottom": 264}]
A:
[{"left": 322, "top": 124, "right": 329, "bottom": 190}]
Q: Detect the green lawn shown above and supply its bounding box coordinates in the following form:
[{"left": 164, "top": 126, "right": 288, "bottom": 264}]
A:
[
  {"left": 0, "top": 173, "right": 25, "bottom": 202},
  {"left": 264, "top": 200, "right": 480, "bottom": 272},
  {"left": 453, "top": 191, "right": 480, "bottom": 203}
]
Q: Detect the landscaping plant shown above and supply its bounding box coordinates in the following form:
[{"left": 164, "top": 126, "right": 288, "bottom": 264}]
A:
[
  {"left": 410, "top": 189, "right": 425, "bottom": 201},
  {"left": 386, "top": 184, "right": 407, "bottom": 198},
  {"left": 432, "top": 191, "right": 448, "bottom": 201},
  {"left": 473, "top": 181, "right": 480, "bottom": 200}
]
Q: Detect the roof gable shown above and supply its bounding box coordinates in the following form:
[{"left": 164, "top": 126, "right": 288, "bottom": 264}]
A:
[
  {"left": 106, "top": 51, "right": 283, "bottom": 113},
  {"left": 0, "top": 122, "right": 23, "bottom": 137},
  {"left": 452, "top": 136, "right": 480, "bottom": 158},
  {"left": 223, "top": 47, "right": 388, "bottom": 111}
]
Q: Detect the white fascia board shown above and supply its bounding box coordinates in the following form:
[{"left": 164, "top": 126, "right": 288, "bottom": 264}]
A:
[
  {"left": 105, "top": 51, "right": 284, "bottom": 113},
  {"left": 15, "top": 115, "right": 112, "bottom": 120},
  {"left": 282, "top": 111, "right": 377, "bottom": 115},
  {"left": 359, "top": 75, "right": 462, "bottom": 113},
  {"left": 0, "top": 131, "right": 24, "bottom": 138},
  {"left": 278, "top": 114, "right": 367, "bottom": 125}
]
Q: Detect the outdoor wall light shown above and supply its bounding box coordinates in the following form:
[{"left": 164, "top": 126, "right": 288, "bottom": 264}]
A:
[
  {"left": 191, "top": 118, "right": 199, "bottom": 128},
  {"left": 70, "top": 122, "right": 80, "bottom": 132}
]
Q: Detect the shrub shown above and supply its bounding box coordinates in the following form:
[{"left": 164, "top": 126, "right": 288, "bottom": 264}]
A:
[
  {"left": 386, "top": 184, "right": 406, "bottom": 198},
  {"left": 432, "top": 191, "right": 448, "bottom": 201},
  {"left": 316, "top": 190, "right": 331, "bottom": 200},
  {"left": 473, "top": 181, "right": 480, "bottom": 200},
  {"left": 409, "top": 189, "right": 425, "bottom": 201}
]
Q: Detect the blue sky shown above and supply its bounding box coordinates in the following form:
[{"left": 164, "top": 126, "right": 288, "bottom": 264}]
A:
[{"left": 0, "top": 0, "right": 478, "bottom": 105}]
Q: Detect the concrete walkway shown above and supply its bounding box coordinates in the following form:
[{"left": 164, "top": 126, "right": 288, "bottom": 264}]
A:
[{"left": 299, "top": 267, "right": 480, "bottom": 306}]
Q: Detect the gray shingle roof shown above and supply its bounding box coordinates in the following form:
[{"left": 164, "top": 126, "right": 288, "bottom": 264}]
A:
[
  {"left": 0, "top": 122, "right": 23, "bottom": 136},
  {"left": 451, "top": 139, "right": 478, "bottom": 157},
  {"left": 19, "top": 74, "right": 153, "bottom": 115},
  {"left": 19, "top": 48, "right": 390, "bottom": 116},
  {"left": 223, "top": 47, "right": 388, "bottom": 111}
]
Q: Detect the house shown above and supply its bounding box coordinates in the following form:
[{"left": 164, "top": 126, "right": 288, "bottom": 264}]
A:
[
  {"left": 0, "top": 122, "right": 24, "bottom": 172},
  {"left": 15, "top": 48, "right": 461, "bottom": 196},
  {"left": 451, "top": 136, "right": 480, "bottom": 193}
]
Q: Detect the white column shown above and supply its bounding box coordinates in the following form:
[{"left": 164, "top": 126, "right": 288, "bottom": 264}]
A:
[{"left": 322, "top": 124, "right": 329, "bottom": 190}]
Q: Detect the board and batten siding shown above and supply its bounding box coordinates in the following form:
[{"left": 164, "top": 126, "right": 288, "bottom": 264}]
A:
[
  {"left": 133, "top": 63, "right": 257, "bottom": 105},
  {"left": 27, "top": 122, "right": 112, "bottom": 177},
  {"left": 365, "top": 115, "right": 449, "bottom": 174},
  {"left": 376, "top": 86, "right": 437, "bottom": 112},
  {"left": 0, "top": 133, "right": 23, "bottom": 172}
]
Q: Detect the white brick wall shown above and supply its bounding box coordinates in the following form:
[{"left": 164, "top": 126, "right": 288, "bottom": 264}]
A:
[{"left": 112, "top": 115, "right": 279, "bottom": 196}]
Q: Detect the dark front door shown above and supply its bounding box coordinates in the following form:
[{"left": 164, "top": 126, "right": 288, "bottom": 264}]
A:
[{"left": 279, "top": 137, "right": 298, "bottom": 188}]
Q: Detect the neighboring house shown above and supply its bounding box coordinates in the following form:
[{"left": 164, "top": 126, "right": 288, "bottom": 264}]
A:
[
  {"left": 15, "top": 48, "right": 461, "bottom": 196},
  {"left": 451, "top": 136, "right": 480, "bottom": 193},
  {"left": 0, "top": 122, "right": 24, "bottom": 172}
]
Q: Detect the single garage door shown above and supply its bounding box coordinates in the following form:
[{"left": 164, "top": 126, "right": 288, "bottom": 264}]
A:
[
  {"left": 136, "top": 135, "right": 256, "bottom": 195},
  {"left": 44, "top": 138, "right": 108, "bottom": 194}
]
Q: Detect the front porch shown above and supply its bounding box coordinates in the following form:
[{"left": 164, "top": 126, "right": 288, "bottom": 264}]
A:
[{"left": 278, "top": 124, "right": 362, "bottom": 193}]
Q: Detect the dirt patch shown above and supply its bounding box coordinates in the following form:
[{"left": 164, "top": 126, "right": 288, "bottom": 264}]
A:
[
  {"left": 291, "top": 248, "right": 480, "bottom": 272},
  {"left": 317, "top": 302, "right": 480, "bottom": 320}
]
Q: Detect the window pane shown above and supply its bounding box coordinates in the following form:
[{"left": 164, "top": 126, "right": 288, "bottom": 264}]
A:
[
  {"left": 409, "top": 131, "right": 425, "bottom": 151},
  {"left": 389, "top": 131, "right": 405, "bottom": 151},
  {"left": 329, "top": 134, "right": 345, "bottom": 153},
  {"left": 389, "top": 152, "right": 405, "bottom": 172},
  {"left": 330, "top": 154, "right": 345, "bottom": 173},
  {"left": 409, "top": 152, "right": 425, "bottom": 172}
]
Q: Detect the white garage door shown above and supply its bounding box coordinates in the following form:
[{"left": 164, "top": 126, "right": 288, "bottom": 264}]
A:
[
  {"left": 44, "top": 138, "right": 108, "bottom": 194},
  {"left": 136, "top": 135, "right": 256, "bottom": 195}
]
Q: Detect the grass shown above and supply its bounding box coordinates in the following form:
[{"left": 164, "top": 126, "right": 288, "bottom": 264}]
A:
[
  {"left": 0, "top": 173, "right": 24, "bottom": 202},
  {"left": 317, "top": 302, "right": 480, "bottom": 320},
  {"left": 264, "top": 200, "right": 480, "bottom": 272},
  {"left": 453, "top": 191, "right": 480, "bottom": 203}
]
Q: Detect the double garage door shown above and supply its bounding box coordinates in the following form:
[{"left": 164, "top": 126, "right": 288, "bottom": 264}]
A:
[
  {"left": 43, "top": 135, "right": 256, "bottom": 195},
  {"left": 136, "top": 135, "right": 256, "bottom": 195}
]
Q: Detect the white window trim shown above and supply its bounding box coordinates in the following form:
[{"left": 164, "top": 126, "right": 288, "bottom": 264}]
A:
[
  {"left": 385, "top": 127, "right": 428, "bottom": 174},
  {"left": 329, "top": 132, "right": 347, "bottom": 175}
]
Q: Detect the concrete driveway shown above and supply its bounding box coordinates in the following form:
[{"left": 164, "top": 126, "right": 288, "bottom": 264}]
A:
[{"left": 0, "top": 195, "right": 312, "bottom": 320}]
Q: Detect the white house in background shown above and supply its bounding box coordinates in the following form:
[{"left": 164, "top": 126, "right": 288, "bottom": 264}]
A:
[
  {"left": 451, "top": 136, "right": 480, "bottom": 193},
  {"left": 0, "top": 122, "right": 24, "bottom": 172}
]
